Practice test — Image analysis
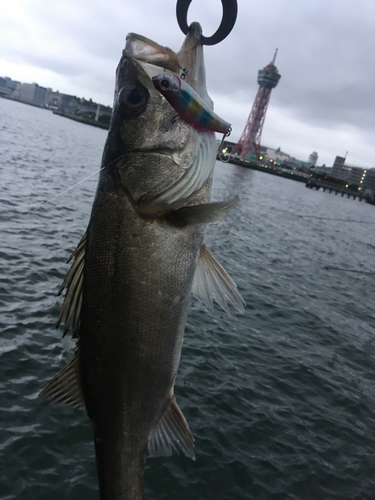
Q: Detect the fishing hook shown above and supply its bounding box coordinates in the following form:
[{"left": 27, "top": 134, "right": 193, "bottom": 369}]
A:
[{"left": 176, "top": 0, "right": 238, "bottom": 46}]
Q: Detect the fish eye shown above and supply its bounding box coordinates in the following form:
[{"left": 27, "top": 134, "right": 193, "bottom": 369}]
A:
[
  {"left": 117, "top": 83, "right": 149, "bottom": 117},
  {"left": 118, "top": 85, "right": 146, "bottom": 107},
  {"left": 127, "top": 88, "right": 143, "bottom": 105},
  {"left": 160, "top": 79, "right": 170, "bottom": 90}
]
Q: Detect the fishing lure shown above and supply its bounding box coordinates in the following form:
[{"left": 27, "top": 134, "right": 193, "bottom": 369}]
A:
[{"left": 152, "top": 72, "right": 232, "bottom": 136}]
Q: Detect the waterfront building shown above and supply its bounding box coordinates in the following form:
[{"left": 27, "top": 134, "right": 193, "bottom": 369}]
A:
[
  {"left": 1, "top": 75, "right": 113, "bottom": 125},
  {"left": 19, "top": 82, "right": 51, "bottom": 107},
  {"left": 265, "top": 147, "right": 292, "bottom": 164},
  {"left": 59, "top": 93, "right": 80, "bottom": 113},
  {"left": 49, "top": 92, "right": 112, "bottom": 118},
  {"left": 48, "top": 91, "right": 64, "bottom": 108},
  {"left": 308, "top": 151, "right": 318, "bottom": 166},
  {"left": 0, "top": 84, "right": 12, "bottom": 98},
  {"left": 0, "top": 76, "right": 19, "bottom": 91},
  {"left": 0, "top": 77, "right": 21, "bottom": 98},
  {"left": 361, "top": 168, "right": 375, "bottom": 198},
  {"left": 332, "top": 156, "right": 350, "bottom": 180},
  {"left": 347, "top": 166, "right": 365, "bottom": 187}
]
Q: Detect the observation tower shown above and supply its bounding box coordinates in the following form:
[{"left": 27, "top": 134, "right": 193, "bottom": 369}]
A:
[{"left": 231, "top": 50, "right": 281, "bottom": 159}]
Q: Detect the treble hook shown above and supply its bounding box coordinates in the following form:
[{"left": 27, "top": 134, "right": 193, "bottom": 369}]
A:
[{"left": 176, "top": 0, "right": 238, "bottom": 46}]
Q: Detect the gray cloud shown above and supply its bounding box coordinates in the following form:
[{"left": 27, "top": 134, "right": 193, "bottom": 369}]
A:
[{"left": 2, "top": 0, "right": 375, "bottom": 166}]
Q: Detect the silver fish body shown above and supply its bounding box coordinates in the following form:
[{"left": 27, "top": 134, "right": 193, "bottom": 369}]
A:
[{"left": 41, "top": 23, "right": 244, "bottom": 500}]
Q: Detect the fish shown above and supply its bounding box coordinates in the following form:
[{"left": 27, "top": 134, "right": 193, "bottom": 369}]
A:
[
  {"left": 152, "top": 72, "right": 232, "bottom": 135},
  {"left": 40, "top": 21, "right": 244, "bottom": 500}
]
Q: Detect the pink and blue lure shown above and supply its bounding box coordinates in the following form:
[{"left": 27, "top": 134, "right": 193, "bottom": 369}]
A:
[{"left": 152, "top": 72, "right": 232, "bottom": 136}]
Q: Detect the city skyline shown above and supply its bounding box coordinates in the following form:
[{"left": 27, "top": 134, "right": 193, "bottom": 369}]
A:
[{"left": 2, "top": 1, "right": 374, "bottom": 167}]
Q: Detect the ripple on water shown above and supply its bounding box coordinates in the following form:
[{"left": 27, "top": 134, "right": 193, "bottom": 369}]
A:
[{"left": 1, "top": 99, "right": 375, "bottom": 499}]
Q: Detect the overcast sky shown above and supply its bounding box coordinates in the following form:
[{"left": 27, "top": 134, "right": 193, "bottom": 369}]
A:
[{"left": 2, "top": 0, "right": 375, "bottom": 167}]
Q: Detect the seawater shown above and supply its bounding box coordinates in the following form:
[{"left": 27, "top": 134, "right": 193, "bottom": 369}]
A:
[{"left": 1, "top": 98, "right": 375, "bottom": 500}]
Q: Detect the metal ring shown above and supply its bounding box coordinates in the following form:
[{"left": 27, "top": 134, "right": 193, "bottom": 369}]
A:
[{"left": 176, "top": 0, "right": 238, "bottom": 46}]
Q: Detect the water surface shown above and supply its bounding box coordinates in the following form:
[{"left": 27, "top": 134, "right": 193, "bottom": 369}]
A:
[{"left": 1, "top": 98, "right": 375, "bottom": 499}]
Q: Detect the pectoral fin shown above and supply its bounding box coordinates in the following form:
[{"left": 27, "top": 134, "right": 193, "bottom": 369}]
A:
[
  {"left": 39, "top": 350, "right": 85, "bottom": 410},
  {"left": 148, "top": 396, "right": 195, "bottom": 460},
  {"left": 193, "top": 244, "right": 245, "bottom": 313},
  {"left": 168, "top": 197, "right": 238, "bottom": 226}
]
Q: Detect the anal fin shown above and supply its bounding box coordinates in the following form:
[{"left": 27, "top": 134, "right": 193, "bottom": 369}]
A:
[
  {"left": 148, "top": 395, "right": 195, "bottom": 460},
  {"left": 39, "top": 350, "right": 85, "bottom": 410}
]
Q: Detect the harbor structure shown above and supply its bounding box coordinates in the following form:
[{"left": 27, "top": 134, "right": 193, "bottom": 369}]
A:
[{"left": 231, "top": 50, "right": 281, "bottom": 159}]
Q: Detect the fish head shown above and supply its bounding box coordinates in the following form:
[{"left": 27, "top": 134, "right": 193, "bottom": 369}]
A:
[{"left": 102, "top": 24, "right": 217, "bottom": 217}]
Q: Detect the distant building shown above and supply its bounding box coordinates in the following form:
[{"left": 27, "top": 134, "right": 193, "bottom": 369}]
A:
[
  {"left": 0, "top": 83, "right": 11, "bottom": 97},
  {"left": 48, "top": 91, "right": 64, "bottom": 108},
  {"left": 315, "top": 164, "right": 332, "bottom": 174},
  {"left": 58, "top": 93, "right": 80, "bottom": 113},
  {"left": 0, "top": 76, "right": 19, "bottom": 90},
  {"left": 308, "top": 151, "right": 318, "bottom": 166},
  {"left": 361, "top": 168, "right": 375, "bottom": 198},
  {"left": 19, "top": 82, "right": 51, "bottom": 107},
  {"left": 47, "top": 92, "right": 112, "bottom": 119},
  {"left": 266, "top": 146, "right": 292, "bottom": 163},
  {"left": 332, "top": 156, "right": 350, "bottom": 180},
  {"left": 1, "top": 75, "right": 112, "bottom": 121},
  {"left": 75, "top": 98, "right": 112, "bottom": 118},
  {"left": 347, "top": 166, "right": 365, "bottom": 187},
  {"left": 0, "top": 76, "right": 21, "bottom": 97}
]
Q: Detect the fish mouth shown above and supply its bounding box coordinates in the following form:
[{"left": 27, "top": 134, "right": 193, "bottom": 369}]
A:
[
  {"left": 124, "top": 23, "right": 212, "bottom": 105},
  {"left": 124, "top": 33, "right": 181, "bottom": 78},
  {"left": 177, "top": 22, "right": 213, "bottom": 109}
]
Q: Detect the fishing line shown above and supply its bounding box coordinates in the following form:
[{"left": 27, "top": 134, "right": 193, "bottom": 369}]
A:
[
  {"left": 296, "top": 215, "right": 375, "bottom": 224},
  {"left": 324, "top": 266, "right": 375, "bottom": 275},
  {"left": 2, "top": 166, "right": 105, "bottom": 229}
]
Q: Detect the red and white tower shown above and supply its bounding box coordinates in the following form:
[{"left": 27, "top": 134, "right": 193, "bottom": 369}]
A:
[{"left": 231, "top": 50, "right": 281, "bottom": 159}]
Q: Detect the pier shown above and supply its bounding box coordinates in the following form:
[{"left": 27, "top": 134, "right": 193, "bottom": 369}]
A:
[
  {"left": 222, "top": 155, "right": 375, "bottom": 205},
  {"left": 222, "top": 155, "right": 309, "bottom": 183},
  {"left": 305, "top": 177, "right": 365, "bottom": 201}
]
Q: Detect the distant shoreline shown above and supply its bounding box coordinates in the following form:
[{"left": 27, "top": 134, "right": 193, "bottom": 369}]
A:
[
  {"left": 52, "top": 109, "right": 109, "bottom": 130},
  {"left": 0, "top": 94, "right": 50, "bottom": 111},
  {"left": 0, "top": 95, "right": 110, "bottom": 130}
]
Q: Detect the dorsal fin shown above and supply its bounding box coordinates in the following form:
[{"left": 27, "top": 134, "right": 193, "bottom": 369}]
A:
[{"left": 56, "top": 232, "right": 86, "bottom": 338}]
